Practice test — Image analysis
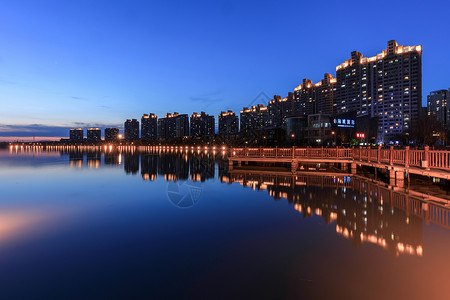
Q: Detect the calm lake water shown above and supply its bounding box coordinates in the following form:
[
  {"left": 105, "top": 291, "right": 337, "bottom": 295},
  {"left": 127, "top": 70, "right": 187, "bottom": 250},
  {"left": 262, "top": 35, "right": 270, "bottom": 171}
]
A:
[{"left": 0, "top": 148, "right": 450, "bottom": 299}]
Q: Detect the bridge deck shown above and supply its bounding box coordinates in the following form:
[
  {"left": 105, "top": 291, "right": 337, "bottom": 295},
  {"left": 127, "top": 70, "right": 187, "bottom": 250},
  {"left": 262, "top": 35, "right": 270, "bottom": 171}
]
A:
[{"left": 229, "top": 146, "right": 450, "bottom": 181}]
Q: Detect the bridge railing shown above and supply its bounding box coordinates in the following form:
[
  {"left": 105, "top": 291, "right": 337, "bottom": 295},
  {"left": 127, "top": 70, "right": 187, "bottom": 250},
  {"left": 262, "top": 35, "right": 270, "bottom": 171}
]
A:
[
  {"left": 409, "top": 150, "right": 423, "bottom": 167},
  {"left": 231, "top": 146, "right": 450, "bottom": 171},
  {"left": 351, "top": 146, "right": 439, "bottom": 169},
  {"left": 230, "top": 147, "right": 354, "bottom": 159},
  {"left": 429, "top": 150, "right": 450, "bottom": 169}
]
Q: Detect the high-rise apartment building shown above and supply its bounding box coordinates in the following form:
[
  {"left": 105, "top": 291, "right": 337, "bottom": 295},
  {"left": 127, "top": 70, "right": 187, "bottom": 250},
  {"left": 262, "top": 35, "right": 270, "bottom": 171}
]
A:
[
  {"left": 293, "top": 79, "right": 315, "bottom": 115},
  {"left": 218, "top": 111, "right": 239, "bottom": 135},
  {"left": 157, "top": 113, "right": 189, "bottom": 139},
  {"left": 174, "top": 113, "right": 189, "bottom": 138},
  {"left": 316, "top": 73, "right": 337, "bottom": 116},
  {"left": 124, "top": 119, "right": 139, "bottom": 140},
  {"left": 336, "top": 40, "right": 422, "bottom": 142},
  {"left": 141, "top": 113, "right": 157, "bottom": 140},
  {"left": 293, "top": 74, "right": 337, "bottom": 117},
  {"left": 267, "top": 94, "right": 293, "bottom": 128},
  {"left": 427, "top": 89, "right": 450, "bottom": 129},
  {"left": 69, "top": 128, "right": 83, "bottom": 142},
  {"left": 190, "top": 112, "right": 215, "bottom": 137},
  {"left": 87, "top": 128, "right": 101, "bottom": 142},
  {"left": 240, "top": 104, "right": 269, "bottom": 132},
  {"left": 288, "top": 40, "right": 422, "bottom": 143},
  {"left": 105, "top": 128, "right": 119, "bottom": 142}
]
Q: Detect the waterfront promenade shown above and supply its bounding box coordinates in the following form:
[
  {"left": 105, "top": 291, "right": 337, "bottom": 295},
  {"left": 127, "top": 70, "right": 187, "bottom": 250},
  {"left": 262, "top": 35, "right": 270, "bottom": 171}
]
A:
[
  {"left": 11, "top": 143, "right": 450, "bottom": 184},
  {"left": 228, "top": 146, "right": 450, "bottom": 184}
]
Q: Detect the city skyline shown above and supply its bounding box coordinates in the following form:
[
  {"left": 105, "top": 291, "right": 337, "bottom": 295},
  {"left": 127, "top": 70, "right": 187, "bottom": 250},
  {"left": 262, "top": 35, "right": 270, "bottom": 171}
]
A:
[{"left": 1, "top": 0, "right": 449, "bottom": 140}]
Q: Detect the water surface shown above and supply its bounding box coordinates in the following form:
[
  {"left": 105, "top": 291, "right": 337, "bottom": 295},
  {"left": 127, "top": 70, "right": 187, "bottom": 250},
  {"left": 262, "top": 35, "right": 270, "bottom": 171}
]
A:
[{"left": 0, "top": 149, "right": 449, "bottom": 299}]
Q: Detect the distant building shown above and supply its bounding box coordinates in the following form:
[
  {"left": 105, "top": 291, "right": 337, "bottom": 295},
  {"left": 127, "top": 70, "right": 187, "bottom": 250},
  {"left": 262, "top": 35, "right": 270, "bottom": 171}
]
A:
[
  {"left": 335, "top": 40, "right": 422, "bottom": 143},
  {"left": 141, "top": 113, "right": 157, "bottom": 140},
  {"left": 124, "top": 119, "right": 139, "bottom": 140},
  {"left": 240, "top": 104, "right": 269, "bottom": 132},
  {"left": 287, "top": 112, "right": 377, "bottom": 146},
  {"left": 287, "top": 40, "right": 422, "bottom": 143},
  {"left": 293, "top": 79, "right": 318, "bottom": 116},
  {"left": 157, "top": 112, "right": 189, "bottom": 140},
  {"left": 105, "top": 128, "right": 119, "bottom": 142},
  {"left": 175, "top": 113, "right": 189, "bottom": 138},
  {"left": 286, "top": 116, "right": 308, "bottom": 143},
  {"left": 427, "top": 89, "right": 450, "bottom": 129},
  {"left": 267, "top": 94, "right": 293, "bottom": 128},
  {"left": 292, "top": 74, "right": 338, "bottom": 117},
  {"left": 190, "top": 112, "right": 215, "bottom": 137},
  {"left": 307, "top": 114, "right": 333, "bottom": 146},
  {"left": 87, "top": 128, "right": 101, "bottom": 142},
  {"left": 218, "top": 110, "right": 239, "bottom": 135},
  {"left": 69, "top": 128, "right": 83, "bottom": 142}
]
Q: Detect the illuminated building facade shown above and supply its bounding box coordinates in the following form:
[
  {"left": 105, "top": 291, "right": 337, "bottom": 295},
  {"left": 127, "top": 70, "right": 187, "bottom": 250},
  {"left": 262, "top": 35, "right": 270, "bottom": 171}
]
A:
[
  {"left": 336, "top": 40, "right": 422, "bottom": 143},
  {"left": 124, "top": 119, "right": 139, "bottom": 140},
  {"left": 141, "top": 113, "right": 157, "bottom": 140},
  {"left": 218, "top": 111, "right": 239, "bottom": 135},
  {"left": 307, "top": 114, "right": 333, "bottom": 146},
  {"left": 427, "top": 89, "right": 450, "bottom": 129},
  {"left": 69, "top": 128, "right": 83, "bottom": 142},
  {"left": 292, "top": 74, "right": 337, "bottom": 117},
  {"left": 240, "top": 104, "right": 269, "bottom": 132},
  {"left": 105, "top": 128, "right": 119, "bottom": 142},
  {"left": 190, "top": 112, "right": 215, "bottom": 137},
  {"left": 157, "top": 112, "right": 189, "bottom": 140},
  {"left": 267, "top": 94, "right": 293, "bottom": 128},
  {"left": 87, "top": 128, "right": 101, "bottom": 142},
  {"left": 294, "top": 79, "right": 315, "bottom": 115}
]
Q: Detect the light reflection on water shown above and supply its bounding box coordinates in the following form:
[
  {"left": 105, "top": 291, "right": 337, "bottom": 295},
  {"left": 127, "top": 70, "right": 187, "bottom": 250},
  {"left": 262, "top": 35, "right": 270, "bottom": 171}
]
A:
[{"left": 0, "top": 149, "right": 449, "bottom": 299}]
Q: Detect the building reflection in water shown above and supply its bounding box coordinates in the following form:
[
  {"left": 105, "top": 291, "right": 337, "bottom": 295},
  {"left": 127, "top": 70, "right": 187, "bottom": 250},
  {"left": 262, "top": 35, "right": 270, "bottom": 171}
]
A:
[
  {"left": 141, "top": 154, "right": 158, "bottom": 181},
  {"left": 104, "top": 152, "right": 120, "bottom": 166},
  {"left": 65, "top": 149, "right": 450, "bottom": 257},
  {"left": 86, "top": 152, "right": 101, "bottom": 169},
  {"left": 190, "top": 153, "right": 215, "bottom": 182},
  {"left": 68, "top": 150, "right": 218, "bottom": 183},
  {"left": 225, "top": 172, "right": 449, "bottom": 257},
  {"left": 124, "top": 152, "right": 139, "bottom": 175},
  {"left": 69, "top": 152, "right": 83, "bottom": 168}
]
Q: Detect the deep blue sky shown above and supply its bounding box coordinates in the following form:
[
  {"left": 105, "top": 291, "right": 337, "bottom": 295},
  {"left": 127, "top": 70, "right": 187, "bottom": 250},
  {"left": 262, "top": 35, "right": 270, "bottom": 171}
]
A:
[{"left": 0, "top": 0, "right": 449, "bottom": 138}]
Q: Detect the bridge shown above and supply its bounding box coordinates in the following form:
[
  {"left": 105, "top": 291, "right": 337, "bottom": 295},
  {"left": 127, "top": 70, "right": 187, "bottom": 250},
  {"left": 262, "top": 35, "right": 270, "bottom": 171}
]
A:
[{"left": 229, "top": 146, "right": 450, "bottom": 185}]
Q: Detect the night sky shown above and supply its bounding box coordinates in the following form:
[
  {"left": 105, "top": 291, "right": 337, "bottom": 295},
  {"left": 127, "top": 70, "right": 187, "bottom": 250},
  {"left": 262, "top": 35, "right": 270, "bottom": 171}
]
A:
[{"left": 1, "top": 0, "right": 449, "bottom": 139}]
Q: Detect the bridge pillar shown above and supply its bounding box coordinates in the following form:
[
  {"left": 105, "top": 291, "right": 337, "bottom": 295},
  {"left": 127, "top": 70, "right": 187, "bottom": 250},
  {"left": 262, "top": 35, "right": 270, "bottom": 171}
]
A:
[
  {"left": 351, "top": 163, "right": 357, "bottom": 174},
  {"left": 405, "top": 146, "right": 409, "bottom": 168},
  {"left": 396, "top": 170, "right": 405, "bottom": 188},
  {"left": 228, "top": 160, "right": 233, "bottom": 170},
  {"left": 237, "top": 161, "right": 242, "bottom": 167},
  {"left": 341, "top": 163, "right": 348, "bottom": 171},
  {"left": 422, "top": 146, "right": 430, "bottom": 170},
  {"left": 389, "top": 146, "right": 394, "bottom": 166},
  {"left": 291, "top": 160, "right": 298, "bottom": 173},
  {"left": 377, "top": 145, "right": 381, "bottom": 163},
  {"left": 389, "top": 168, "right": 396, "bottom": 186}
]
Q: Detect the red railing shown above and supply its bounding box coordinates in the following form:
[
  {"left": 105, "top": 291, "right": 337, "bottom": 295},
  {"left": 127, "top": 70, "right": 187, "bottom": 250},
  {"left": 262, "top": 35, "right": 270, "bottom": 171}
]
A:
[
  {"left": 429, "top": 151, "right": 450, "bottom": 169},
  {"left": 409, "top": 150, "right": 423, "bottom": 167},
  {"left": 230, "top": 147, "right": 354, "bottom": 159},
  {"left": 230, "top": 146, "right": 450, "bottom": 171}
]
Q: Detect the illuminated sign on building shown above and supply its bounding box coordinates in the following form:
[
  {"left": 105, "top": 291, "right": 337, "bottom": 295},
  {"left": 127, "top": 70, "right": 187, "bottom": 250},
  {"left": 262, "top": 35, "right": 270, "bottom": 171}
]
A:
[{"left": 333, "top": 118, "right": 355, "bottom": 128}]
